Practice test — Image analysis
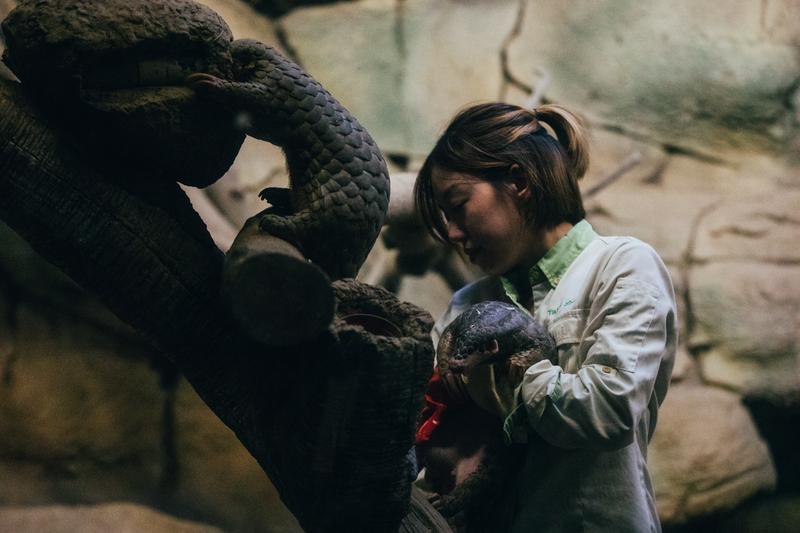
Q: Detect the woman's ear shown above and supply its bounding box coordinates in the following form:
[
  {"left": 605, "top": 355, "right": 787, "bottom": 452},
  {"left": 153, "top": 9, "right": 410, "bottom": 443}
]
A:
[{"left": 507, "top": 164, "right": 531, "bottom": 201}]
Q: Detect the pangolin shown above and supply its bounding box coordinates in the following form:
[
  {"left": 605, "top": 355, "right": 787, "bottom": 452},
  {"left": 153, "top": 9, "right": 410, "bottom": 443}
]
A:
[
  {"left": 188, "top": 39, "right": 390, "bottom": 280},
  {"left": 437, "top": 300, "right": 557, "bottom": 390},
  {"left": 419, "top": 301, "right": 557, "bottom": 532}
]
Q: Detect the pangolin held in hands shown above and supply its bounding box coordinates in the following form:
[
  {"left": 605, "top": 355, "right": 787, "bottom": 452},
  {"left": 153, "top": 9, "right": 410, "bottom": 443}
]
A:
[
  {"left": 437, "top": 300, "right": 557, "bottom": 390},
  {"left": 419, "top": 301, "right": 557, "bottom": 532}
]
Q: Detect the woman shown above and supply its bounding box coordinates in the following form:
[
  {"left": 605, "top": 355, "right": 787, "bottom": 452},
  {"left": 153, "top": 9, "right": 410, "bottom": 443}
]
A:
[{"left": 414, "top": 102, "right": 677, "bottom": 532}]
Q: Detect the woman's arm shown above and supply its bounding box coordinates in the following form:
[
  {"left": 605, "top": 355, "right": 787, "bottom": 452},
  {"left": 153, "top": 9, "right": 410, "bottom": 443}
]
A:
[{"left": 509, "top": 242, "right": 677, "bottom": 450}]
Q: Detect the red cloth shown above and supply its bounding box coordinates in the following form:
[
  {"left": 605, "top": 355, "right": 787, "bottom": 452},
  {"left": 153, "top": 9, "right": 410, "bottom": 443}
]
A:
[{"left": 415, "top": 369, "right": 461, "bottom": 444}]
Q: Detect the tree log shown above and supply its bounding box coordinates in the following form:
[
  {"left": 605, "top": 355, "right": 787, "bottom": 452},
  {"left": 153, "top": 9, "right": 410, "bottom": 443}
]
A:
[
  {"left": 0, "top": 78, "right": 437, "bottom": 532},
  {"left": 222, "top": 215, "right": 335, "bottom": 346}
]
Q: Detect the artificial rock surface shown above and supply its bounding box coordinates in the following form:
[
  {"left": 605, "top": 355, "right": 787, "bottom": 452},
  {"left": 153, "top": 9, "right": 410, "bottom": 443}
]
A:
[
  {"left": 0, "top": 503, "right": 222, "bottom": 533},
  {"left": 693, "top": 191, "right": 800, "bottom": 263},
  {"left": 719, "top": 494, "right": 800, "bottom": 533},
  {"left": 506, "top": 0, "right": 800, "bottom": 155},
  {"left": 649, "top": 383, "right": 777, "bottom": 523},
  {"left": 690, "top": 262, "right": 800, "bottom": 398},
  {"left": 0, "top": 223, "right": 298, "bottom": 531},
  {"left": 171, "top": 379, "right": 302, "bottom": 532},
  {"left": 282, "top": 0, "right": 406, "bottom": 151},
  {"left": 283, "top": 0, "right": 520, "bottom": 155}
]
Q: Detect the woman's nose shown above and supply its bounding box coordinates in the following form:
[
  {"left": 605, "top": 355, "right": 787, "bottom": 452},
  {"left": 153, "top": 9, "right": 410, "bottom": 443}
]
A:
[{"left": 447, "top": 221, "right": 466, "bottom": 242}]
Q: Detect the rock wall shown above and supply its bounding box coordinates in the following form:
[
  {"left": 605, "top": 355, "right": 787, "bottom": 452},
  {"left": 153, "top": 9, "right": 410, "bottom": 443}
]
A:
[
  {"left": 1, "top": 0, "right": 798, "bottom": 531},
  {"left": 0, "top": 219, "right": 301, "bottom": 532}
]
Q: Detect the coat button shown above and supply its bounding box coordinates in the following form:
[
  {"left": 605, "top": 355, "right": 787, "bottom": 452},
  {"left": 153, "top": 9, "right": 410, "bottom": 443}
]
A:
[{"left": 601, "top": 366, "right": 612, "bottom": 374}]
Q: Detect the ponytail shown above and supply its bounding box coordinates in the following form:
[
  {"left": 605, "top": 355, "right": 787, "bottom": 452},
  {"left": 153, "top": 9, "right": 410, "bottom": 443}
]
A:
[{"left": 534, "top": 104, "right": 590, "bottom": 180}]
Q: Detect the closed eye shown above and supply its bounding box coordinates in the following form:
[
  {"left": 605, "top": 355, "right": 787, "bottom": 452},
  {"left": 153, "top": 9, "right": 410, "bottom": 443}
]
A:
[
  {"left": 448, "top": 199, "right": 466, "bottom": 214},
  {"left": 439, "top": 200, "right": 464, "bottom": 222}
]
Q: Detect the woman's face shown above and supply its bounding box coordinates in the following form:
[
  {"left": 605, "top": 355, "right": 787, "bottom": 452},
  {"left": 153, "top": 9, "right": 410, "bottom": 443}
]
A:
[{"left": 431, "top": 167, "right": 540, "bottom": 275}]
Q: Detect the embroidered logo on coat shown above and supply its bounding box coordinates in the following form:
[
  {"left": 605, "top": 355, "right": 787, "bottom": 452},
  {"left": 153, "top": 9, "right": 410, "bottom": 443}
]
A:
[{"left": 548, "top": 298, "right": 576, "bottom": 316}]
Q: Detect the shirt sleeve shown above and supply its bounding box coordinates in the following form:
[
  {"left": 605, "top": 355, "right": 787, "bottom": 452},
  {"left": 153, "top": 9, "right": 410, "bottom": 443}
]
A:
[{"left": 509, "top": 242, "right": 677, "bottom": 450}]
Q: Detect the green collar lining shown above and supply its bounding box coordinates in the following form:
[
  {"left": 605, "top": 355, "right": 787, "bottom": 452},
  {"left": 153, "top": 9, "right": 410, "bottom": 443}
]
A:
[{"left": 501, "top": 220, "right": 597, "bottom": 303}]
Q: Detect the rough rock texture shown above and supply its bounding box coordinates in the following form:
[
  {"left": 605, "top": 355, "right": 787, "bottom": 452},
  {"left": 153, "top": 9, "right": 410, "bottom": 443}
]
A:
[
  {"left": 283, "top": 0, "right": 520, "bottom": 155},
  {"left": 693, "top": 192, "right": 800, "bottom": 263},
  {"left": 171, "top": 379, "right": 302, "bottom": 532},
  {"left": 0, "top": 503, "right": 222, "bottom": 533},
  {"left": 0, "top": 224, "right": 300, "bottom": 531},
  {"left": 282, "top": 0, "right": 406, "bottom": 151},
  {"left": 281, "top": 0, "right": 800, "bottom": 156},
  {"left": 649, "top": 384, "right": 777, "bottom": 523},
  {"left": 506, "top": 0, "right": 800, "bottom": 154},
  {"left": 0, "top": 304, "right": 162, "bottom": 466},
  {"left": 719, "top": 495, "right": 800, "bottom": 533},
  {"left": 583, "top": 130, "right": 729, "bottom": 264},
  {"left": 399, "top": 0, "right": 520, "bottom": 154},
  {"left": 690, "top": 262, "right": 800, "bottom": 397}
]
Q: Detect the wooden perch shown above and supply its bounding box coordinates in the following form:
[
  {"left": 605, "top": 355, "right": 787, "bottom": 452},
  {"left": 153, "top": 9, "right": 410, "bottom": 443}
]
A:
[{"left": 223, "top": 216, "right": 335, "bottom": 346}]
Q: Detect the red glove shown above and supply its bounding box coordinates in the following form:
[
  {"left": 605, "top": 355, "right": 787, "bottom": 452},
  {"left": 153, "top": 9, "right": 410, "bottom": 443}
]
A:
[{"left": 415, "top": 369, "right": 468, "bottom": 444}]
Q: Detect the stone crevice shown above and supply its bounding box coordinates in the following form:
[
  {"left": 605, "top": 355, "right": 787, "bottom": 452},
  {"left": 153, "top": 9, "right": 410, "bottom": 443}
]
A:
[
  {"left": 640, "top": 157, "right": 670, "bottom": 185},
  {"left": 394, "top": 0, "right": 406, "bottom": 60},
  {"left": 756, "top": 212, "right": 800, "bottom": 225},
  {"left": 679, "top": 199, "right": 723, "bottom": 362},
  {"left": 595, "top": 122, "right": 730, "bottom": 166},
  {"left": 709, "top": 226, "right": 770, "bottom": 239},
  {"left": 688, "top": 256, "right": 800, "bottom": 266},
  {"left": 393, "top": 0, "right": 410, "bottom": 151},
  {"left": 499, "top": 0, "right": 532, "bottom": 101},
  {"left": 699, "top": 377, "right": 760, "bottom": 398}
]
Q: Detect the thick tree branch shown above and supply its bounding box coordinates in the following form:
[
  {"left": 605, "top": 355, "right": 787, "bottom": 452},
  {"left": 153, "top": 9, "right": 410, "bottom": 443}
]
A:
[{"left": 0, "top": 78, "right": 436, "bottom": 532}]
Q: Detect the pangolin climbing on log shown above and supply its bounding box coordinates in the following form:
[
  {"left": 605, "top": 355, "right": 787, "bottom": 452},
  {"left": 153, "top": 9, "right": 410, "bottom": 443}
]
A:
[
  {"left": 188, "top": 40, "right": 390, "bottom": 280},
  {"left": 417, "top": 301, "right": 557, "bottom": 532}
]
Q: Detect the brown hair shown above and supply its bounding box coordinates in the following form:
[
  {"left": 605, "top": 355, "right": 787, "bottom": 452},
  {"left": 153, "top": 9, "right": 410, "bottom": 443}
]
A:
[{"left": 414, "top": 102, "right": 590, "bottom": 243}]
